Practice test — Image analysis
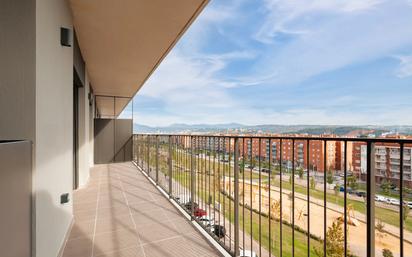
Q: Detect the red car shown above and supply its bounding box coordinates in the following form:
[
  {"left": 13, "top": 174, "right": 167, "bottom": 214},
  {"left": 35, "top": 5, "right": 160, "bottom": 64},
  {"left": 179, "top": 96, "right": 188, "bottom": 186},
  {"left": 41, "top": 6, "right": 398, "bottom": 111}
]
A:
[{"left": 193, "top": 208, "right": 207, "bottom": 217}]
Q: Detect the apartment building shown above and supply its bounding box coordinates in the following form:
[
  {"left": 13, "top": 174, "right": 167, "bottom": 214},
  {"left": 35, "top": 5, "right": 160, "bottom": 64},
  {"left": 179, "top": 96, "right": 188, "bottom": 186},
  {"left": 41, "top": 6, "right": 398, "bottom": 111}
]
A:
[
  {"left": 352, "top": 140, "right": 412, "bottom": 186},
  {"left": 352, "top": 136, "right": 412, "bottom": 185},
  {"left": 0, "top": 1, "right": 208, "bottom": 256},
  {"left": 236, "top": 135, "right": 342, "bottom": 172}
]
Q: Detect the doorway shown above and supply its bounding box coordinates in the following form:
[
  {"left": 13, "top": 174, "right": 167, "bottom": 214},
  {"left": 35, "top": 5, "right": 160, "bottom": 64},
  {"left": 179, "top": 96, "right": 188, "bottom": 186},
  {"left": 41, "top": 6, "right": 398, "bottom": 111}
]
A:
[{"left": 73, "top": 69, "right": 82, "bottom": 189}]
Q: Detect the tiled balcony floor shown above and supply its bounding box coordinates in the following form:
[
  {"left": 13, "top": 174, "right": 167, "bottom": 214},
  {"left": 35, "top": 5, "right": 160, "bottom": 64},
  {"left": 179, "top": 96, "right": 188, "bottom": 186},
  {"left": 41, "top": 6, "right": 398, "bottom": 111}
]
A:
[{"left": 63, "top": 162, "right": 221, "bottom": 257}]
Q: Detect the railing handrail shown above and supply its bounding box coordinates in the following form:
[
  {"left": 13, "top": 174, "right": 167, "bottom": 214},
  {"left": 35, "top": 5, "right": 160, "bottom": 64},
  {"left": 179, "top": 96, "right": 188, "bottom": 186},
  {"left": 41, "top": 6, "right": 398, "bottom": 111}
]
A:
[
  {"left": 133, "top": 133, "right": 411, "bottom": 257},
  {"left": 133, "top": 133, "right": 412, "bottom": 144}
]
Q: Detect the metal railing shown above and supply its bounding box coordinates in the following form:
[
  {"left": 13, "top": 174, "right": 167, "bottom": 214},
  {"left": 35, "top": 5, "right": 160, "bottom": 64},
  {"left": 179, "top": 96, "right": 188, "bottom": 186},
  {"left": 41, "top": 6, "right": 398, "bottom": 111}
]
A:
[{"left": 133, "top": 134, "right": 412, "bottom": 257}]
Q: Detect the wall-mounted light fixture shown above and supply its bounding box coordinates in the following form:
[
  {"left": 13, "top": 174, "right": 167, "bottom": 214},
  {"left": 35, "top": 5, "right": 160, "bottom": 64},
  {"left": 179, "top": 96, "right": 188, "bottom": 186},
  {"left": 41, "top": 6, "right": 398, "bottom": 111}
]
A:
[
  {"left": 60, "top": 193, "right": 70, "bottom": 204},
  {"left": 60, "top": 27, "right": 72, "bottom": 47}
]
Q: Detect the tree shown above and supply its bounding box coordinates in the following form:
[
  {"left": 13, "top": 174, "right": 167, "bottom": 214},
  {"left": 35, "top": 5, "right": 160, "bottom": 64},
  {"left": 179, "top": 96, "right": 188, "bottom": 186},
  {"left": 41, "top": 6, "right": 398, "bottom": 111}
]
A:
[
  {"left": 310, "top": 176, "right": 317, "bottom": 190},
  {"left": 288, "top": 192, "right": 293, "bottom": 221},
  {"left": 270, "top": 199, "right": 281, "bottom": 219},
  {"left": 315, "top": 218, "right": 346, "bottom": 257},
  {"left": 238, "top": 159, "right": 245, "bottom": 172},
  {"left": 334, "top": 185, "right": 340, "bottom": 197},
  {"left": 250, "top": 157, "right": 256, "bottom": 167},
  {"left": 327, "top": 170, "right": 334, "bottom": 185},
  {"left": 297, "top": 167, "right": 304, "bottom": 179},
  {"left": 347, "top": 175, "right": 358, "bottom": 191},
  {"left": 382, "top": 249, "right": 394, "bottom": 257},
  {"left": 380, "top": 179, "right": 392, "bottom": 194},
  {"left": 403, "top": 204, "right": 410, "bottom": 222},
  {"left": 376, "top": 219, "right": 386, "bottom": 244}
]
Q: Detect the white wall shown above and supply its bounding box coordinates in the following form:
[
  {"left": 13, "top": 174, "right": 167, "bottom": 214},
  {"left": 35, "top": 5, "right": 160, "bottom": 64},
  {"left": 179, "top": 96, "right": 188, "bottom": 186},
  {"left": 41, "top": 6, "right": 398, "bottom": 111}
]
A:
[
  {"left": 1, "top": 1, "right": 97, "bottom": 256},
  {"left": 35, "top": 0, "right": 74, "bottom": 256},
  {"left": 78, "top": 72, "right": 92, "bottom": 187}
]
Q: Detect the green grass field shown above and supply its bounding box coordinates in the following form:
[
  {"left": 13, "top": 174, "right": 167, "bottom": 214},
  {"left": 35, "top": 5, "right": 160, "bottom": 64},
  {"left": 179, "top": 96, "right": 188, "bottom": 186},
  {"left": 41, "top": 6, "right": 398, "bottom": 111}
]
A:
[
  {"left": 170, "top": 165, "right": 323, "bottom": 257},
  {"left": 140, "top": 145, "right": 411, "bottom": 234}
]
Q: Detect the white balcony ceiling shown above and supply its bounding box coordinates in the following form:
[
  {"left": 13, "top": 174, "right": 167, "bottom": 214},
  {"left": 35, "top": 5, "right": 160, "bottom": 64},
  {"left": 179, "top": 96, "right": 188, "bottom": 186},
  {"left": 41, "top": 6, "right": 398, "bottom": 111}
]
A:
[{"left": 69, "top": 0, "right": 208, "bottom": 117}]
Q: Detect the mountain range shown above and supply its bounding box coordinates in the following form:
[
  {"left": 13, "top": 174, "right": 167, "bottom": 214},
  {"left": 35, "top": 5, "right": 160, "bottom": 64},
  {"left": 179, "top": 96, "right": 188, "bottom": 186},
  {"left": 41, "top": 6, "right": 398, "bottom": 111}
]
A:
[{"left": 133, "top": 123, "right": 412, "bottom": 136}]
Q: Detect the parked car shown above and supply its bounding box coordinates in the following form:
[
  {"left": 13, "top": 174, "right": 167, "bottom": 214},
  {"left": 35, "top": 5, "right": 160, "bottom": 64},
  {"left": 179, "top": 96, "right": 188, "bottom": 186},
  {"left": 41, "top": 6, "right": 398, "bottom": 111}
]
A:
[
  {"left": 387, "top": 198, "right": 400, "bottom": 205},
  {"left": 407, "top": 202, "right": 412, "bottom": 209},
  {"left": 211, "top": 225, "right": 226, "bottom": 238},
  {"left": 261, "top": 168, "right": 270, "bottom": 173},
  {"left": 199, "top": 216, "right": 215, "bottom": 227},
  {"left": 355, "top": 191, "right": 367, "bottom": 197},
  {"left": 239, "top": 250, "right": 259, "bottom": 257},
  {"left": 375, "top": 195, "right": 387, "bottom": 202},
  {"left": 246, "top": 165, "right": 255, "bottom": 169},
  {"left": 194, "top": 208, "right": 207, "bottom": 217}
]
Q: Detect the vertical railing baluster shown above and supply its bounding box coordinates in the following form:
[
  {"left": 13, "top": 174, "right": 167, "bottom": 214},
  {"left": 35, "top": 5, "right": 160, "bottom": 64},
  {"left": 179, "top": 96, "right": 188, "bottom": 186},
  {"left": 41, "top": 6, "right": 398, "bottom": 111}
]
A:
[
  {"left": 292, "top": 139, "right": 295, "bottom": 257},
  {"left": 217, "top": 137, "right": 221, "bottom": 245},
  {"left": 280, "top": 139, "right": 283, "bottom": 257},
  {"left": 168, "top": 135, "right": 173, "bottom": 197},
  {"left": 223, "top": 137, "right": 227, "bottom": 248},
  {"left": 242, "top": 138, "right": 245, "bottom": 254},
  {"left": 323, "top": 140, "right": 327, "bottom": 257},
  {"left": 366, "top": 142, "right": 375, "bottom": 257},
  {"left": 269, "top": 139, "right": 272, "bottom": 257},
  {"left": 156, "top": 135, "right": 159, "bottom": 184},
  {"left": 197, "top": 137, "right": 200, "bottom": 222},
  {"left": 213, "top": 137, "right": 216, "bottom": 230},
  {"left": 191, "top": 136, "right": 196, "bottom": 219},
  {"left": 258, "top": 138, "right": 262, "bottom": 257},
  {"left": 228, "top": 137, "right": 232, "bottom": 252},
  {"left": 400, "top": 143, "right": 404, "bottom": 257},
  {"left": 250, "top": 138, "right": 253, "bottom": 253},
  {"left": 307, "top": 139, "right": 310, "bottom": 257},
  {"left": 135, "top": 135, "right": 138, "bottom": 162},
  {"left": 208, "top": 137, "right": 211, "bottom": 230},
  {"left": 344, "top": 141, "right": 348, "bottom": 257},
  {"left": 147, "top": 136, "right": 150, "bottom": 173},
  {"left": 234, "top": 137, "right": 240, "bottom": 257}
]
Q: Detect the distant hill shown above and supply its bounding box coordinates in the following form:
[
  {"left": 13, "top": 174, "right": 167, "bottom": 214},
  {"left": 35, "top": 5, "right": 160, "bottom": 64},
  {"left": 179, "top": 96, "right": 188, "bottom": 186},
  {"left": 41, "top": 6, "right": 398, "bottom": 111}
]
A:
[{"left": 133, "top": 123, "right": 412, "bottom": 136}]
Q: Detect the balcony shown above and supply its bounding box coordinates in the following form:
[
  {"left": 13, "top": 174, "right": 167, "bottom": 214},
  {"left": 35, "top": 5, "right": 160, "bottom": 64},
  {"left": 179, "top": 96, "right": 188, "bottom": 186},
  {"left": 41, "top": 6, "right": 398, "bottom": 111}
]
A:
[
  {"left": 375, "top": 158, "right": 386, "bottom": 163},
  {"left": 133, "top": 134, "right": 412, "bottom": 257},
  {"left": 62, "top": 162, "right": 220, "bottom": 257},
  {"left": 375, "top": 150, "right": 386, "bottom": 156}
]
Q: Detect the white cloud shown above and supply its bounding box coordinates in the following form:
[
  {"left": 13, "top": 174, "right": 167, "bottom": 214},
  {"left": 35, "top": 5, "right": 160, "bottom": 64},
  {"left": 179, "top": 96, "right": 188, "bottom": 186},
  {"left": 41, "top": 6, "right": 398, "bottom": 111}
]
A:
[
  {"left": 139, "top": 48, "right": 251, "bottom": 114},
  {"left": 251, "top": 0, "right": 412, "bottom": 86},
  {"left": 394, "top": 55, "right": 412, "bottom": 78},
  {"left": 131, "top": 0, "right": 412, "bottom": 127},
  {"left": 255, "top": 0, "right": 385, "bottom": 44}
]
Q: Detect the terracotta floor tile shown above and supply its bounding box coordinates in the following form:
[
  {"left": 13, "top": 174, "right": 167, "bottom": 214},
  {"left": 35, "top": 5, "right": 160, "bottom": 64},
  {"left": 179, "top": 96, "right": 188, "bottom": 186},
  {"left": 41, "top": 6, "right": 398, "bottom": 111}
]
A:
[
  {"left": 136, "top": 222, "right": 178, "bottom": 244},
  {"left": 95, "top": 214, "right": 135, "bottom": 235},
  {"left": 97, "top": 205, "right": 130, "bottom": 219},
  {"left": 94, "top": 246, "right": 145, "bottom": 257},
  {"left": 74, "top": 209, "right": 96, "bottom": 222},
  {"left": 68, "top": 219, "right": 95, "bottom": 240},
  {"left": 63, "top": 163, "right": 219, "bottom": 257},
  {"left": 93, "top": 229, "right": 140, "bottom": 256},
  {"left": 62, "top": 237, "right": 93, "bottom": 257},
  {"left": 142, "top": 237, "right": 196, "bottom": 257}
]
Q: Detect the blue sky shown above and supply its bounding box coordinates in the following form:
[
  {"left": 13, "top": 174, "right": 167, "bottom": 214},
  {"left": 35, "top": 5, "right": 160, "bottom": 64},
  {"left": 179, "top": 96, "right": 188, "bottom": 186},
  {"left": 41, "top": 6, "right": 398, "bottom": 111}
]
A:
[{"left": 121, "top": 0, "right": 412, "bottom": 126}]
